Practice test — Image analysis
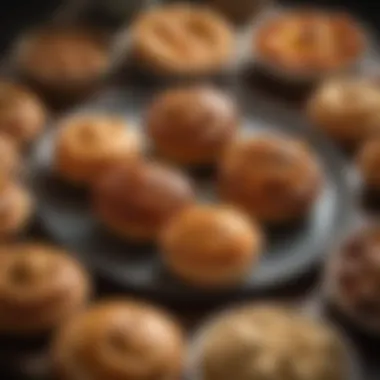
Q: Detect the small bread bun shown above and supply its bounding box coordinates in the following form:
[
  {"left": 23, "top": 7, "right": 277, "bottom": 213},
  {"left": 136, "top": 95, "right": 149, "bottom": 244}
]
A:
[
  {"left": 93, "top": 161, "right": 195, "bottom": 241},
  {"left": 146, "top": 85, "right": 239, "bottom": 166},
  {"left": 219, "top": 135, "right": 323, "bottom": 223},
  {"left": 254, "top": 10, "right": 366, "bottom": 82},
  {"left": 52, "top": 300, "right": 185, "bottom": 380},
  {"left": 307, "top": 77, "right": 380, "bottom": 149},
  {"left": 0, "top": 81, "right": 46, "bottom": 147},
  {"left": 0, "top": 244, "right": 91, "bottom": 334},
  {"left": 160, "top": 204, "right": 263, "bottom": 287},
  {"left": 55, "top": 114, "right": 142, "bottom": 186},
  {"left": 15, "top": 26, "right": 110, "bottom": 102},
  {"left": 131, "top": 4, "right": 234, "bottom": 77},
  {"left": 0, "top": 180, "right": 34, "bottom": 238}
]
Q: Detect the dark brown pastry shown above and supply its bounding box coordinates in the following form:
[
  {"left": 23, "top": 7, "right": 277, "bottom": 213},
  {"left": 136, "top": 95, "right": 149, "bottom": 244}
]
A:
[
  {"left": 131, "top": 4, "right": 234, "bottom": 77},
  {"left": 218, "top": 135, "right": 323, "bottom": 223},
  {"left": 327, "top": 225, "right": 380, "bottom": 330},
  {"left": 0, "top": 180, "right": 34, "bottom": 238},
  {"left": 254, "top": 10, "right": 366, "bottom": 80},
  {"left": 14, "top": 26, "right": 110, "bottom": 102},
  {"left": 357, "top": 136, "right": 380, "bottom": 190},
  {"left": 55, "top": 114, "right": 142, "bottom": 186},
  {"left": 0, "top": 244, "right": 91, "bottom": 335},
  {"left": 146, "top": 85, "right": 239, "bottom": 166},
  {"left": 52, "top": 300, "right": 185, "bottom": 380},
  {"left": 207, "top": 0, "right": 266, "bottom": 24},
  {"left": 160, "top": 204, "right": 263, "bottom": 287},
  {"left": 0, "top": 82, "right": 46, "bottom": 147},
  {"left": 93, "top": 161, "right": 195, "bottom": 241},
  {"left": 0, "top": 135, "right": 21, "bottom": 181},
  {"left": 196, "top": 304, "right": 347, "bottom": 380},
  {"left": 308, "top": 77, "right": 380, "bottom": 149}
]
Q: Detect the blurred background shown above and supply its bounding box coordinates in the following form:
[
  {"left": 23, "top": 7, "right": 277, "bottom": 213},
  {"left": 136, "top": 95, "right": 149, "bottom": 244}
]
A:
[
  {"left": 0, "top": 0, "right": 378, "bottom": 56},
  {"left": 0, "top": 0, "right": 379, "bottom": 379}
]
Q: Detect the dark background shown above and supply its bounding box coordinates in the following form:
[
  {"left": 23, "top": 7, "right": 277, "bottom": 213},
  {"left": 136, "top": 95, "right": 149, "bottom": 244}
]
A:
[{"left": 0, "top": 0, "right": 379, "bottom": 379}]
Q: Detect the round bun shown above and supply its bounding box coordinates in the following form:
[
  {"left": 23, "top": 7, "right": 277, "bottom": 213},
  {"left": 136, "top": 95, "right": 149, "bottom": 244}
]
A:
[
  {"left": 357, "top": 136, "right": 380, "bottom": 190},
  {"left": 327, "top": 225, "right": 380, "bottom": 331},
  {"left": 0, "top": 180, "right": 34, "bottom": 238},
  {"left": 0, "top": 82, "right": 45, "bottom": 147},
  {"left": 55, "top": 114, "right": 142, "bottom": 186},
  {"left": 131, "top": 4, "right": 234, "bottom": 76},
  {"left": 219, "top": 135, "right": 323, "bottom": 223},
  {"left": 93, "top": 161, "right": 195, "bottom": 241},
  {"left": 53, "top": 300, "right": 185, "bottom": 380},
  {"left": 307, "top": 77, "right": 380, "bottom": 149},
  {"left": 146, "top": 85, "right": 239, "bottom": 166},
  {"left": 197, "top": 305, "right": 347, "bottom": 380},
  {"left": 254, "top": 10, "right": 366, "bottom": 80},
  {"left": 0, "top": 244, "right": 91, "bottom": 334},
  {"left": 0, "top": 135, "right": 21, "bottom": 180},
  {"left": 160, "top": 205, "right": 263, "bottom": 287},
  {"left": 15, "top": 26, "right": 110, "bottom": 100}
]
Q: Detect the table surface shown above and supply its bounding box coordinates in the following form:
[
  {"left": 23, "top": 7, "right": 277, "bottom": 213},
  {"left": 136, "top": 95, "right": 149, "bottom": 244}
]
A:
[{"left": 0, "top": 0, "right": 379, "bottom": 379}]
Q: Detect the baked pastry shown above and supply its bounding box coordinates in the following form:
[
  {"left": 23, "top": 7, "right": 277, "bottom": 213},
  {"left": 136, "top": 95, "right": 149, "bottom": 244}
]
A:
[
  {"left": 52, "top": 300, "right": 185, "bottom": 380},
  {"left": 195, "top": 304, "right": 347, "bottom": 380},
  {"left": 357, "top": 136, "right": 380, "bottom": 190},
  {"left": 14, "top": 26, "right": 110, "bottom": 101},
  {"left": 218, "top": 135, "right": 323, "bottom": 223},
  {"left": 0, "top": 135, "right": 21, "bottom": 181},
  {"left": 131, "top": 4, "right": 234, "bottom": 76},
  {"left": 307, "top": 77, "right": 380, "bottom": 149},
  {"left": 0, "top": 180, "right": 34, "bottom": 238},
  {"left": 93, "top": 161, "right": 195, "bottom": 241},
  {"left": 146, "top": 85, "right": 239, "bottom": 166},
  {"left": 0, "top": 244, "right": 91, "bottom": 335},
  {"left": 254, "top": 10, "right": 366, "bottom": 80},
  {"left": 160, "top": 204, "right": 263, "bottom": 287},
  {"left": 0, "top": 81, "right": 46, "bottom": 147},
  {"left": 55, "top": 114, "right": 142, "bottom": 186},
  {"left": 327, "top": 225, "right": 380, "bottom": 331}
]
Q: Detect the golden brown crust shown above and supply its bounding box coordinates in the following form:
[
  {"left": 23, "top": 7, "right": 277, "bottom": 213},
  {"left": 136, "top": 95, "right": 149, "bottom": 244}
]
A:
[
  {"left": 199, "top": 305, "right": 347, "bottom": 380},
  {"left": 218, "top": 135, "right": 323, "bottom": 223},
  {"left": 160, "top": 205, "right": 263, "bottom": 287},
  {"left": 131, "top": 4, "right": 234, "bottom": 76},
  {"left": 55, "top": 114, "right": 142, "bottom": 186},
  {"left": 0, "top": 135, "right": 21, "bottom": 180},
  {"left": 16, "top": 27, "right": 110, "bottom": 90},
  {"left": 0, "top": 82, "right": 46, "bottom": 147},
  {"left": 0, "top": 180, "right": 34, "bottom": 238},
  {"left": 0, "top": 244, "right": 91, "bottom": 334},
  {"left": 146, "top": 86, "right": 239, "bottom": 165},
  {"left": 357, "top": 137, "right": 380, "bottom": 189},
  {"left": 307, "top": 78, "right": 380, "bottom": 148},
  {"left": 93, "top": 161, "right": 195, "bottom": 241},
  {"left": 254, "top": 10, "right": 365, "bottom": 76},
  {"left": 52, "top": 300, "right": 185, "bottom": 380}
]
